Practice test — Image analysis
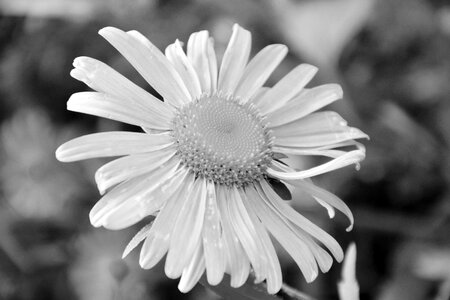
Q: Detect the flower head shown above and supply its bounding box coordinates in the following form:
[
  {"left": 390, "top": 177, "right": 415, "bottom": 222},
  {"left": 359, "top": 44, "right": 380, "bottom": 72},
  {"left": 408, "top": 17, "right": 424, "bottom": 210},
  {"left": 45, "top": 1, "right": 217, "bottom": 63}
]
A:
[{"left": 56, "top": 24, "right": 367, "bottom": 294}]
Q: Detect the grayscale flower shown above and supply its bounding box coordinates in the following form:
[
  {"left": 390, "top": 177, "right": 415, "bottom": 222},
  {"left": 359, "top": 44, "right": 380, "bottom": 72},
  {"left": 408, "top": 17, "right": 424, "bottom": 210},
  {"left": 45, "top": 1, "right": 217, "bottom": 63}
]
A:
[{"left": 56, "top": 24, "right": 367, "bottom": 293}]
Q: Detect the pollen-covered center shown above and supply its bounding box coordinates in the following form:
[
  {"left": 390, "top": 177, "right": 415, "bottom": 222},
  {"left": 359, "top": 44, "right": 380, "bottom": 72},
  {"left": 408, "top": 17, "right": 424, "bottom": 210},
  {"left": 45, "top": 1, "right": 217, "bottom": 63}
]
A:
[{"left": 172, "top": 93, "right": 273, "bottom": 186}]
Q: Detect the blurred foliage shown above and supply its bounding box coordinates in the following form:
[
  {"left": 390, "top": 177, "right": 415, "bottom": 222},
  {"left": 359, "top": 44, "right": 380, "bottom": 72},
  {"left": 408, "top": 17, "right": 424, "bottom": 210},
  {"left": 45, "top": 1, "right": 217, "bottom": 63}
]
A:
[{"left": 0, "top": 0, "right": 449, "bottom": 299}]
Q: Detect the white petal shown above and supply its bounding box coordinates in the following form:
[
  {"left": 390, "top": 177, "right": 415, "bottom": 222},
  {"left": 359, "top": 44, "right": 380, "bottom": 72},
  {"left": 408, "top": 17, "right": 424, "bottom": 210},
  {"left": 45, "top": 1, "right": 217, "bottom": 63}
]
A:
[
  {"left": 273, "top": 140, "right": 365, "bottom": 159},
  {"left": 187, "top": 31, "right": 217, "bottom": 94},
  {"left": 296, "top": 230, "right": 334, "bottom": 273},
  {"left": 250, "top": 87, "right": 270, "bottom": 106},
  {"left": 94, "top": 148, "right": 176, "bottom": 194},
  {"left": 274, "top": 146, "right": 347, "bottom": 159},
  {"left": 216, "top": 185, "right": 250, "bottom": 288},
  {"left": 267, "top": 147, "right": 365, "bottom": 180},
  {"left": 267, "top": 84, "right": 343, "bottom": 127},
  {"left": 99, "top": 27, "right": 190, "bottom": 107},
  {"left": 207, "top": 37, "right": 218, "bottom": 93},
  {"left": 241, "top": 190, "right": 282, "bottom": 294},
  {"left": 259, "top": 181, "right": 335, "bottom": 273},
  {"left": 256, "top": 64, "right": 318, "bottom": 114},
  {"left": 315, "top": 198, "right": 336, "bottom": 219},
  {"left": 246, "top": 185, "right": 318, "bottom": 282},
  {"left": 122, "top": 222, "right": 153, "bottom": 258},
  {"left": 139, "top": 171, "right": 194, "bottom": 269},
  {"left": 70, "top": 56, "right": 174, "bottom": 118},
  {"left": 56, "top": 131, "right": 173, "bottom": 162},
  {"left": 274, "top": 127, "right": 368, "bottom": 148},
  {"left": 272, "top": 111, "right": 347, "bottom": 137},
  {"left": 202, "top": 181, "right": 226, "bottom": 285},
  {"left": 260, "top": 180, "right": 343, "bottom": 261},
  {"left": 67, "top": 92, "right": 171, "bottom": 129},
  {"left": 234, "top": 44, "right": 288, "bottom": 102},
  {"left": 89, "top": 158, "right": 180, "bottom": 229},
  {"left": 165, "top": 178, "right": 207, "bottom": 279},
  {"left": 286, "top": 178, "right": 354, "bottom": 232},
  {"left": 165, "top": 40, "right": 202, "bottom": 99},
  {"left": 178, "top": 240, "right": 205, "bottom": 293},
  {"left": 256, "top": 181, "right": 334, "bottom": 272},
  {"left": 218, "top": 24, "right": 251, "bottom": 94},
  {"left": 226, "top": 187, "right": 268, "bottom": 282}
]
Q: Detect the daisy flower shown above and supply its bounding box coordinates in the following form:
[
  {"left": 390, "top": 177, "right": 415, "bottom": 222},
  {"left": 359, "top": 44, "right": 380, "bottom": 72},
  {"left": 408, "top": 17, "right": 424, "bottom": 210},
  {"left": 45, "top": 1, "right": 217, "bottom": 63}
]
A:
[{"left": 56, "top": 24, "right": 367, "bottom": 294}]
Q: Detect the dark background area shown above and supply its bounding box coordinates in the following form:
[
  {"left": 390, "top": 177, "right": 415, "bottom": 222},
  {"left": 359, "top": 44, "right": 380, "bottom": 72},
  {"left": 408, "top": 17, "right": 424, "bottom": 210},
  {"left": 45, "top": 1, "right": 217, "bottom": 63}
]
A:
[{"left": 0, "top": 0, "right": 449, "bottom": 299}]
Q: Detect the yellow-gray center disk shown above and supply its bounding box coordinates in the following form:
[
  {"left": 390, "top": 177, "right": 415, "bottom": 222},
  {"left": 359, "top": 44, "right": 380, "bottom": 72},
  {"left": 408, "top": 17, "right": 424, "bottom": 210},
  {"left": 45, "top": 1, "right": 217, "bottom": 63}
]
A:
[{"left": 172, "top": 93, "right": 273, "bottom": 186}]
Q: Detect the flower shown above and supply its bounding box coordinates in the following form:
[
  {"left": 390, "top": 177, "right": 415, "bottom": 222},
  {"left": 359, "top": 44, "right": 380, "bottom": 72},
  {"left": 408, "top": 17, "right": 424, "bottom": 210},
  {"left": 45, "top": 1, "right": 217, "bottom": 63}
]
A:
[{"left": 56, "top": 24, "right": 367, "bottom": 294}]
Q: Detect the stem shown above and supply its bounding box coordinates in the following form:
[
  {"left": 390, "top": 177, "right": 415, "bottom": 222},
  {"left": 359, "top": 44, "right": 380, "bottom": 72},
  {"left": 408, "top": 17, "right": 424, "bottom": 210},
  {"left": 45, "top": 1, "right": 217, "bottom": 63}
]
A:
[{"left": 281, "top": 283, "right": 317, "bottom": 300}]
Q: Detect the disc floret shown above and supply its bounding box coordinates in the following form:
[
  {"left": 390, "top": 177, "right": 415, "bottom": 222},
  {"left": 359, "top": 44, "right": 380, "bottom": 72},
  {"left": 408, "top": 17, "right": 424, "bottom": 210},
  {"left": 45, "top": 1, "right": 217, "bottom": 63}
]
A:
[{"left": 172, "top": 93, "right": 273, "bottom": 186}]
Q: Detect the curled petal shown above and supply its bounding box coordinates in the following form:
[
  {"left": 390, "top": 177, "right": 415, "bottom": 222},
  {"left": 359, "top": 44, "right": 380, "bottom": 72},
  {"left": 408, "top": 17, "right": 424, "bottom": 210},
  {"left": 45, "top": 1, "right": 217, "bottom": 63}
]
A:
[{"left": 268, "top": 144, "right": 366, "bottom": 180}]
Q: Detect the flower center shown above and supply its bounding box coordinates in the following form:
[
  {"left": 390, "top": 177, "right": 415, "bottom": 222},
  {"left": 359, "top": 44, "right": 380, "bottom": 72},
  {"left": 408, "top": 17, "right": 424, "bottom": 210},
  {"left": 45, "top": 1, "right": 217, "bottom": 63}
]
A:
[{"left": 172, "top": 93, "right": 273, "bottom": 186}]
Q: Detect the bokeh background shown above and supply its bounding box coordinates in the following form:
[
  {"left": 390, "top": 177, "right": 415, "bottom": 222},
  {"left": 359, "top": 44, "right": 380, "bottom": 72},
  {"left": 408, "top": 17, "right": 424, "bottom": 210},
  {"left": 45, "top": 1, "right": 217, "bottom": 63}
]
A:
[{"left": 0, "top": 0, "right": 449, "bottom": 299}]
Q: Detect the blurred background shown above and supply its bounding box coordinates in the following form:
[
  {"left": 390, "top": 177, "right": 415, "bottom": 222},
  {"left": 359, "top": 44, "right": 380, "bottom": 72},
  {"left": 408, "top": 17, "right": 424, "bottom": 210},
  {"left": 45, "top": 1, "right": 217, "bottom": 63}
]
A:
[{"left": 0, "top": 0, "right": 449, "bottom": 299}]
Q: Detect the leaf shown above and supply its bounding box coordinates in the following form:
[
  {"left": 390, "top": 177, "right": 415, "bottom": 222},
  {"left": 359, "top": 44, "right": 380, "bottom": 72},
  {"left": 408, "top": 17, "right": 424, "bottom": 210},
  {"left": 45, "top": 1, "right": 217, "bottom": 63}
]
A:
[
  {"left": 271, "top": 0, "right": 375, "bottom": 67},
  {"left": 200, "top": 274, "right": 282, "bottom": 300}
]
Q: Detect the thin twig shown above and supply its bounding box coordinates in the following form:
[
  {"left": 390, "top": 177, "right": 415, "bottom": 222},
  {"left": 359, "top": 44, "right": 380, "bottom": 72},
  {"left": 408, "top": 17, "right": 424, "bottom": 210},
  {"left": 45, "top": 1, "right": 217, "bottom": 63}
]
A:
[{"left": 281, "top": 283, "right": 317, "bottom": 300}]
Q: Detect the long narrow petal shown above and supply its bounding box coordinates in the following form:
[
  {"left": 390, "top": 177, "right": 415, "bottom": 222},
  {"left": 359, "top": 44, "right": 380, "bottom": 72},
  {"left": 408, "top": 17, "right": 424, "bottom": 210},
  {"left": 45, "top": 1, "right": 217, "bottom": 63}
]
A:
[
  {"left": 227, "top": 187, "right": 268, "bottom": 282},
  {"left": 139, "top": 171, "right": 193, "bottom": 269},
  {"left": 70, "top": 56, "right": 174, "bottom": 117},
  {"left": 234, "top": 44, "right": 287, "bottom": 103},
  {"left": 165, "top": 40, "right": 202, "bottom": 99},
  {"left": 266, "top": 84, "right": 343, "bottom": 127},
  {"left": 272, "top": 111, "right": 348, "bottom": 137},
  {"left": 267, "top": 147, "right": 365, "bottom": 180},
  {"left": 255, "top": 64, "right": 318, "bottom": 114},
  {"left": 56, "top": 131, "right": 173, "bottom": 162},
  {"left": 218, "top": 24, "right": 251, "bottom": 94},
  {"left": 255, "top": 183, "right": 334, "bottom": 272},
  {"left": 259, "top": 180, "right": 343, "bottom": 261},
  {"left": 273, "top": 146, "right": 348, "bottom": 159},
  {"left": 202, "top": 181, "right": 226, "bottom": 285},
  {"left": 250, "top": 87, "right": 270, "bottom": 106},
  {"left": 94, "top": 147, "right": 176, "bottom": 194},
  {"left": 187, "top": 31, "right": 217, "bottom": 94},
  {"left": 178, "top": 241, "right": 205, "bottom": 293},
  {"left": 258, "top": 181, "right": 335, "bottom": 271},
  {"left": 241, "top": 190, "right": 282, "bottom": 294},
  {"left": 274, "top": 127, "right": 368, "bottom": 148},
  {"left": 246, "top": 185, "right": 318, "bottom": 282},
  {"left": 295, "top": 229, "right": 334, "bottom": 273},
  {"left": 207, "top": 37, "right": 218, "bottom": 93},
  {"left": 273, "top": 140, "right": 365, "bottom": 158},
  {"left": 122, "top": 222, "right": 153, "bottom": 258},
  {"left": 89, "top": 159, "right": 181, "bottom": 230},
  {"left": 286, "top": 178, "right": 354, "bottom": 232},
  {"left": 165, "top": 178, "right": 207, "bottom": 279},
  {"left": 99, "top": 27, "right": 191, "bottom": 107},
  {"left": 67, "top": 92, "right": 171, "bottom": 129},
  {"left": 216, "top": 185, "right": 250, "bottom": 288}
]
